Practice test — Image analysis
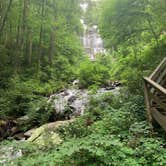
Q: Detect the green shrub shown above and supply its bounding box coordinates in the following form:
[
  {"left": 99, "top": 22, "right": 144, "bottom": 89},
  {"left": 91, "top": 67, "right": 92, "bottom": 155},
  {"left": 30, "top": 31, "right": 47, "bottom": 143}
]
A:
[
  {"left": 78, "top": 60, "right": 110, "bottom": 88},
  {"left": 0, "top": 77, "right": 34, "bottom": 118},
  {"left": 27, "top": 97, "right": 55, "bottom": 126},
  {"left": 0, "top": 75, "right": 62, "bottom": 120}
]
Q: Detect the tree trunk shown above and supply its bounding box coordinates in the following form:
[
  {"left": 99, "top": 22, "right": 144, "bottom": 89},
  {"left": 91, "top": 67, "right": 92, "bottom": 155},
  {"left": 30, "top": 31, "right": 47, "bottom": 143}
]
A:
[
  {"left": 147, "top": 16, "right": 159, "bottom": 48},
  {"left": 21, "top": 0, "right": 29, "bottom": 64},
  {"left": 14, "top": 1, "right": 22, "bottom": 72},
  {"left": 0, "top": 0, "right": 13, "bottom": 37},
  {"left": 28, "top": 31, "right": 32, "bottom": 65},
  {"left": 37, "top": 0, "right": 45, "bottom": 72},
  {"left": 49, "top": 30, "right": 55, "bottom": 67}
]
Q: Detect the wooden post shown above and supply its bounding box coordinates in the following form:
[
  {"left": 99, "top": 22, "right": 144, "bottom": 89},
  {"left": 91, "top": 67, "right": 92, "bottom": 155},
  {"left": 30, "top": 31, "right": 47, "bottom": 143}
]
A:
[{"left": 144, "top": 80, "right": 153, "bottom": 129}]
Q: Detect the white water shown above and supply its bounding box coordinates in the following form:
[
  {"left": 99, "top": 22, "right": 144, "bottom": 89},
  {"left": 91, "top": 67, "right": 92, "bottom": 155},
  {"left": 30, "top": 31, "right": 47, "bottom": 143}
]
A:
[
  {"left": 48, "top": 85, "right": 121, "bottom": 118},
  {"left": 80, "top": 2, "right": 106, "bottom": 60}
]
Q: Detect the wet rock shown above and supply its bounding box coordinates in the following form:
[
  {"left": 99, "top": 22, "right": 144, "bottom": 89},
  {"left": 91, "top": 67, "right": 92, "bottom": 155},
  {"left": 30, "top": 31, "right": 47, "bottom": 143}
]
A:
[
  {"left": 105, "top": 86, "right": 115, "bottom": 90},
  {"left": 13, "top": 133, "right": 25, "bottom": 141},
  {"left": 68, "top": 95, "right": 77, "bottom": 103},
  {"left": 24, "top": 128, "right": 36, "bottom": 138},
  {"left": 72, "top": 80, "right": 79, "bottom": 86},
  {"left": 48, "top": 89, "right": 89, "bottom": 117},
  {"left": 17, "top": 115, "right": 29, "bottom": 121},
  {"left": 48, "top": 83, "right": 121, "bottom": 120},
  {"left": 112, "top": 81, "right": 122, "bottom": 87}
]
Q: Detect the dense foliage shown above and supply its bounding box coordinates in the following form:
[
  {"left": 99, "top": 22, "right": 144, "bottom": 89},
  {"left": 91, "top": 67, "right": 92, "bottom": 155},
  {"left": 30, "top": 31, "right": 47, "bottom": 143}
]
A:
[
  {"left": 4, "top": 92, "right": 166, "bottom": 166},
  {"left": 78, "top": 58, "right": 110, "bottom": 88},
  {"left": 0, "top": 0, "right": 83, "bottom": 119},
  {"left": 100, "top": 0, "right": 166, "bottom": 93}
]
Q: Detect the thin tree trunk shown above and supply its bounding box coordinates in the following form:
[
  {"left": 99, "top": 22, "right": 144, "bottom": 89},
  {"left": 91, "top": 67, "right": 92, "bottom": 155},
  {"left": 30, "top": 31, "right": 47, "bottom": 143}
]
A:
[
  {"left": 9, "top": 20, "right": 13, "bottom": 65},
  {"left": 49, "top": 30, "right": 54, "bottom": 67},
  {"left": 28, "top": 31, "right": 32, "bottom": 65},
  {"left": 0, "top": 0, "right": 13, "bottom": 37},
  {"left": 21, "top": 0, "right": 29, "bottom": 64},
  {"left": 147, "top": 17, "right": 159, "bottom": 48},
  {"left": 37, "top": 0, "right": 45, "bottom": 72},
  {"left": 15, "top": 1, "right": 22, "bottom": 72}
]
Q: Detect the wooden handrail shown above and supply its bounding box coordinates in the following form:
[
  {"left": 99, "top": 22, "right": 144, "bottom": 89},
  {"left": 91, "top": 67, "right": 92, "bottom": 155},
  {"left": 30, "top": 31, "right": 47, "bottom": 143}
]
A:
[
  {"left": 150, "top": 57, "right": 166, "bottom": 81},
  {"left": 144, "top": 77, "right": 166, "bottom": 95},
  {"left": 144, "top": 57, "right": 166, "bottom": 131}
]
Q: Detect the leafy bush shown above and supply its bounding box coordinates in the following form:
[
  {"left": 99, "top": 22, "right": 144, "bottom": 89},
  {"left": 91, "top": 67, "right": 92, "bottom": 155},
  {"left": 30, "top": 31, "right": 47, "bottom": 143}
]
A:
[
  {"left": 0, "top": 77, "right": 34, "bottom": 118},
  {"left": 78, "top": 59, "right": 110, "bottom": 88},
  {"left": 0, "top": 76, "right": 59, "bottom": 122},
  {"left": 107, "top": 34, "right": 166, "bottom": 94},
  {"left": 27, "top": 97, "right": 55, "bottom": 126}
]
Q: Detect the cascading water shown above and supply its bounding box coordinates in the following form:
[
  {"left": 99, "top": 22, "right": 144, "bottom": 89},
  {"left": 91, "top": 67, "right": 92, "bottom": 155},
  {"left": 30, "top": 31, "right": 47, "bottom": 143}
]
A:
[{"left": 80, "top": 1, "right": 106, "bottom": 60}]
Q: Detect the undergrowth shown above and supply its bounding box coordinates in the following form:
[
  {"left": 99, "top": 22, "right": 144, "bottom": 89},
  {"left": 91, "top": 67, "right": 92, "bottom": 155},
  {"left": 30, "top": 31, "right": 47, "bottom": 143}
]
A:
[{"left": 7, "top": 92, "right": 166, "bottom": 166}]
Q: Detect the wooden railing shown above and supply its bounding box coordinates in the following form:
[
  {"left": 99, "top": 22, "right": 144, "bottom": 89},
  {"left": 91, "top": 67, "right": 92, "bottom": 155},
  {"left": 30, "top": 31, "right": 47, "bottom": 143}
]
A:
[{"left": 144, "top": 57, "right": 166, "bottom": 131}]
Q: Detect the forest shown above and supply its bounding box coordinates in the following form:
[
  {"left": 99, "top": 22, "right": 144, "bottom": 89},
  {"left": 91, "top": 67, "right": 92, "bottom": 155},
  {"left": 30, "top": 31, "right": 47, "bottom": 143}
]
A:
[{"left": 0, "top": 0, "right": 166, "bottom": 165}]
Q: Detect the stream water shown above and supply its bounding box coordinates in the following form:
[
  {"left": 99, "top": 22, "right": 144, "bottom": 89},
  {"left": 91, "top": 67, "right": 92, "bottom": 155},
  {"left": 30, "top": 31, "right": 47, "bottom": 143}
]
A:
[{"left": 80, "top": 2, "right": 106, "bottom": 60}]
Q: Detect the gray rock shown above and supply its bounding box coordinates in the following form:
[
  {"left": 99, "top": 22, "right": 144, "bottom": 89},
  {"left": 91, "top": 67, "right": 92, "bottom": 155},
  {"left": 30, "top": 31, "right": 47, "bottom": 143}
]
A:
[
  {"left": 0, "top": 146, "right": 23, "bottom": 164},
  {"left": 48, "top": 85, "right": 121, "bottom": 119},
  {"left": 24, "top": 128, "right": 36, "bottom": 138}
]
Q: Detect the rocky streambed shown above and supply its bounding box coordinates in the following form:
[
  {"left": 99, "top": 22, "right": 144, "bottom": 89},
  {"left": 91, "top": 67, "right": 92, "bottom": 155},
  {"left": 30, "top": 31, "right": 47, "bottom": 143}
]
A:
[
  {"left": 0, "top": 81, "right": 121, "bottom": 164},
  {"left": 1, "top": 82, "right": 121, "bottom": 141}
]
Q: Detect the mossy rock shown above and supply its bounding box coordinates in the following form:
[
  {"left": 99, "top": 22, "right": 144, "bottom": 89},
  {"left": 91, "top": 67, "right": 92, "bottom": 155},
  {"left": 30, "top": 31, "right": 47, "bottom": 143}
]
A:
[{"left": 27, "top": 120, "right": 74, "bottom": 146}]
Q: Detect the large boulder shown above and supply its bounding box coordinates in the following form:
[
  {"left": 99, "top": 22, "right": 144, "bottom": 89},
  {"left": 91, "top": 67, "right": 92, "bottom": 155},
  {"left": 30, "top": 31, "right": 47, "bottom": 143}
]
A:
[{"left": 27, "top": 120, "right": 74, "bottom": 146}]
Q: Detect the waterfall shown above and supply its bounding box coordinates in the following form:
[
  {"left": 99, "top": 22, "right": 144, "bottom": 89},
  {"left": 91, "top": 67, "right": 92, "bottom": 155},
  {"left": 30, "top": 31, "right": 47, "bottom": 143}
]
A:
[{"left": 80, "top": 1, "right": 106, "bottom": 61}]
